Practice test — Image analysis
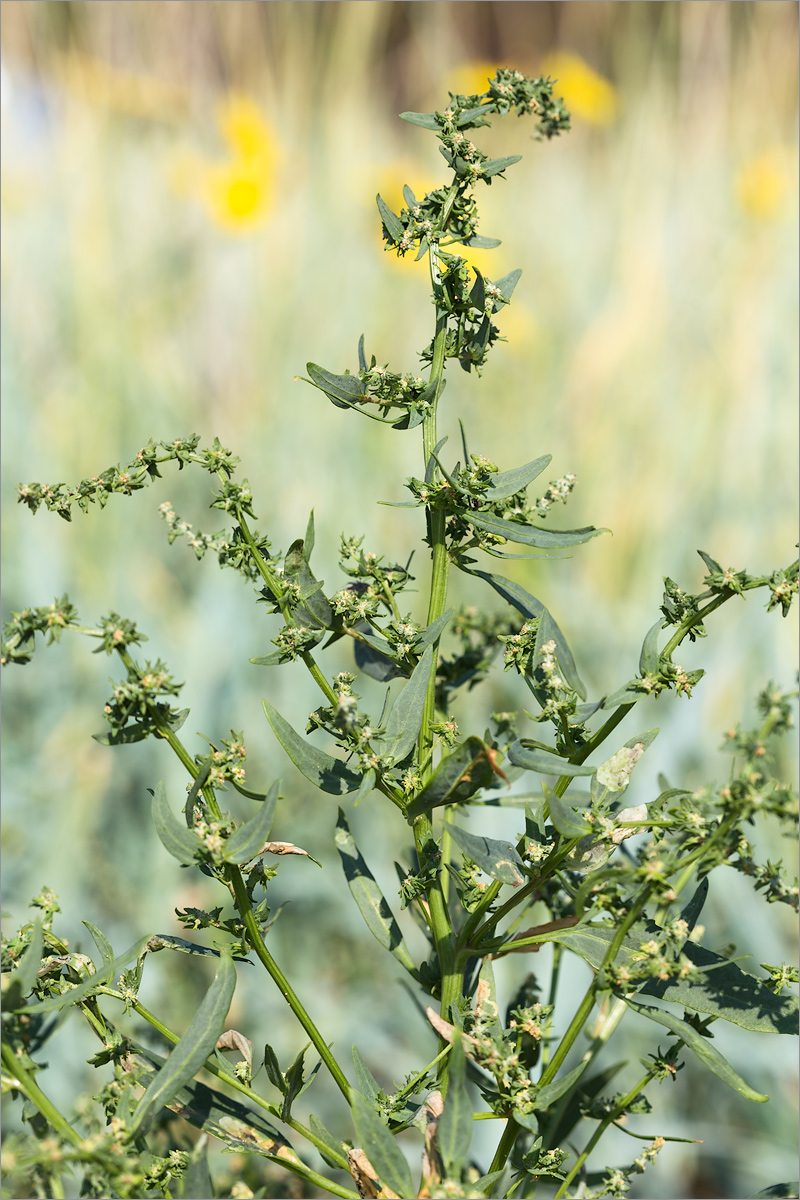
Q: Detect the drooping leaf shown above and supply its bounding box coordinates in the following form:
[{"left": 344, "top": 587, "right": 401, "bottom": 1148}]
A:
[
  {"left": 437, "top": 1032, "right": 472, "bottom": 1178},
  {"left": 223, "top": 780, "right": 280, "bottom": 864},
  {"left": 152, "top": 780, "right": 200, "bottom": 865},
  {"left": 131, "top": 951, "right": 237, "bottom": 1135},
  {"left": 306, "top": 363, "right": 365, "bottom": 409},
  {"left": 350, "top": 1090, "right": 415, "bottom": 1200},
  {"left": 378, "top": 644, "right": 432, "bottom": 763},
  {"left": 444, "top": 822, "right": 526, "bottom": 887},
  {"left": 405, "top": 737, "right": 496, "bottom": 818},
  {"left": 263, "top": 700, "right": 362, "bottom": 795},
  {"left": 621, "top": 995, "right": 769, "bottom": 1102},
  {"left": 335, "top": 811, "right": 417, "bottom": 974},
  {"left": 508, "top": 742, "right": 595, "bottom": 778},
  {"left": 466, "top": 510, "right": 606, "bottom": 549}
]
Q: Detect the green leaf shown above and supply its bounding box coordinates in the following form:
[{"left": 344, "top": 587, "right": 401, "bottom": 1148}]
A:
[
  {"left": 638, "top": 617, "right": 664, "bottom": 676},
  {"left": 309, "top": 1113, "right": 347, "bottom": 1170},
  {"left": 131, "top": 951, "right": 236, "bottom": 1135},
  {"left": 399, "top": 110, "right": 441, "bottom": 130},
  {"left": 508, "top": 742, "right": 595, "bottom": 777},
  {"left": 180, "top": 1135, "right": 215, "bottom": 1200},
  {"left": 263, "top": 700, "right": 363, "bottom": 794},
  {"left": 281, "top": 1044, "right": 308, "bottom": 1122},
  {"left": 405, "top": 737, "right": 496, "bottom": 818},
  {"left": 378, "top": 644, "right": 432, "bottom": 763},
  {"left": 546, "top": 786, "right": 593, "bottom": 838},
  {"left": 285, "top": 538, "right": 333, "bottom": 629},
  {"left": 621, "top": 995, "right": 769, "bottom": 1103},
  {"left": 352, "top": 1044, "right": 382, "bottom": 1108},
  {"left": 542, "top": 1061, "right": 625, "bottom": 1146},
  {"left": 185, "top": 762, "right": 211, "bottom": 825},
  {"left": 350, "top": 1091, "right": 415, "bottom": 1200},
  {"left": 306, "top": 362, "right": 365, "bottom": 409},
  {"left": 751, "top": 1185, "right": 800, "bottom": 1199},
  {"left": 437, "top": 1032, "right": 472, "bottom": 1178},
  {"left": 304, "top": 509, "right": 316, "bottom": 561},
  {"left": 3, "top": 919, "right": 44, "bottom": 1009},
  {"left": 414, "top": 608, "right": 455, "bottom": 652},
  {"left": 152, "top": 780, "right": 201, "bottom": 865},
  {"left": 533, "top": 606, "right": 586, "bottom": 700},
  {"left": 223, "top": 780, "right": 280, "bottom": 864},
  {"left": 92, "top": 722, "right": 149, "bottom": 745},
  {"left": 263, "top": 1043, "right": 285, "bottom": 1092},
  {"left": 352, "top": 767, "right": 377, "bottom": 806},
  {"left": 147, "top": 934, "right": 245, "bottom": 961},
  {"left": 376, "top": 194, "right": 405, "bottom": 242},
  {"left": 466, "top": 510, "right": 606, "bottom": 549},
  {"left": 531, "top": 1060, "right": 589, "bottom": 1111},
  {"left": 461, "top": 234, "right": 501, "bottom": 248},
  {"left": 444, "top": 822, "right": 526, "bottom": 887},
  {"left": 482, "top": 154, "right": 522, "bottom": 177},
  {"left": 335, "top": 811, "right": 417, "bottom": 973},
  {"left": 483, "top": 454, "right": 552, "bottom": 502}
]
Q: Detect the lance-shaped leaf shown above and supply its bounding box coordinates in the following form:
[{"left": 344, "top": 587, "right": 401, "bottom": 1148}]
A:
[
  {"left": 531, "top": 1060, "right": 590, "bottom": 1112},
  {"left": 352, "top": 1044, "right": 382, "bottom": 1109},
  {"left": 444, "top": 822, "right": 526, "bottom": 887},
  {"left": 461, "top": 234, "right": 502, "bottom": 248},
  {"left": 350, "top": 1090, "right": 415, "bottom": 1200},
  {"left": 153, "top": 780, "right": 201, "bottom": 865},
  {"left": 482, "top": 454, "right": 552, "bottom": 502},
  {"left": 131, "top": 951, "right": 236, "bottom": 1135},
  {"left": 376, "top": 194, "right": 405, "bottom": 242},
  {"left": 546, "top": 787, "right": 593, "bottom": 838},
  {"left": 3, "top": 920, "right": 44, "bottom": 1010},
  {"left": 533, "top": 606, "right": 586, "bottom": 700},
  {"left": 437, "top": 1032, "right": 472, "bottom": 1178},
  {"left": 223, "top": 780, "right": 280, "bottom": 864},
  {"left": 309, "top": 1112, "right": 348, "bottom": 1170},
  {"left": 281, "top": 1044, "right": 308, "bottom": 1123},
  {"left": 482, "top": 154, "right": 522, "bottom": 178},
  {"left": 466, "top": 509, "right": 606, "bottom": 549},
  {"left": 414, "top": 608, "right": 454, "bottom": 652},
  {"left": 399, "top": 110, "right": 441, "bottom": 129},
  {"left": 285, "top": 539, "right": 333, "bottom": 629},
  {"left": 377, "top": 644, "right": 432, "bottom": 764},
  {"left": 180, "top": 1136, "right": 214, "bottom": 1200},
  {"left": 335, "top": 811, "right": 417, "bottom": 974},
  {"left": 508, "top": 742, "right": 595, "bottom": 778},
  {"left": 405, "top": 737, "right": 496, "bottom": 818},
  {"left": 83, "top": 921, "right": 114, "bottom": 967},
  {"left": 639, "top": 617, "right": 664, "bottom": 676},
  {"left": 306, "top": 362, "right": 366, "bottom": 409},
  {"left": 621, "top": 994, "right": 769, "bottom": 1103},
  {"left": 263, "top": 700, "right": 362, "bottom": 794}
]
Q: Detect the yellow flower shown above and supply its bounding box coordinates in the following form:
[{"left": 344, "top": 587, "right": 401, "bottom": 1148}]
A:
[
  {"left": 447, "top": 60, "right": 504, "bottom": 100},
  {"left": 173, "top": 93, "right": 280, "bottom": 233},
  {"left": 540, "top": 52, "right": 618, "bottom": 126},
  {"left": 735, "top": 148, "right": 791, "bottom": 219}
]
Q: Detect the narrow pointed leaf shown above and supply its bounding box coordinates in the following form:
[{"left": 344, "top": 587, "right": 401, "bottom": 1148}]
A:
[
  {"left": 17, "top": 934, "right": 153, "bottom": 1014},
  {"left": 309, "top": 1113, "right": 348, "bottom": 1169},
  {"left": 352, "top": 767, "right": 377, "bottom": 806},
  {"left": 483, "top": 454, "right": 552, "bottom": 502},
  {"left": 263, "top": 700, "right": 362, "bottom": 794},
  {"left": 462, "top": 234, "right": 501, "bottom": 248},
  {"left": 3, "top": 920, "right": 44, "bottom": 1009},
  {"left": 405, "top": 737, "right": 496, "bottom": 818},
  {"left": 376, "top": 194, "right": 405, "bottom": 242},
  {"left": 263, "top": 1043, "right": 285, "bottom": 1092},
  {"left": 399, "top": 110, "right": 441, "bottom": 130},
  {"left": 350, "top": 1090, "right": 414, "bottom": 1200},
  {"left": 379, "top": 644, "right": 432, "bottom": 763},
  {"left": 508, "top": 742, "right": 595, "bottom": 777},
  {"left": 467, "top": 510, "right": 606, "bottom": 548},
  {"left": 639, "top": 617, "right": 664, "bottom": 676},
  {"left": 621, "top": 994, "right": 769, "bottom": 1102},
  {"left": 285, "top": 538, "right": 333, "bottom": 629},
  {"left": 132, "top": 952, "right": 236, "bottom": 1135},
  {"left": 352, "top": 1044, "right": 382, "bottom": 1108},
  {"left": 180, "top": 1136, "right": 215, "bottom": 1200},
  {"left": 531, "top": 1060, "right": 589, "bottom": 1111},
  {"left": 152, "top": 780, "right": 200, "bottom": 864},
  {"left": 437, "top": 1032, "right": 472, "bottom": 1177},
  {"left": 444, "top": 822, "right": 526, "bottom": 886},
  {"left": 414, "top": 608, "right": 454, "bottom": 652},
  {"left": 281, "top": 1044, "right": 308, "bottom": 1122},
  {"left": 547, "top": 787, "right": 593, "bottom": 838},
  {"left": 335, "top": 811, "right": 417, "bottom": 973},
  {"left": 223, "top": 780, "right": 280, "bottom": 864},
  {"left": 533, "top": 606, "right": 586, "bottom": 699},
  {"left": 185, "top": 762, "right": 211, "bottom": 825},
  {"left": 306, "top": 363, "right": 365, "bottom": 408},
  {"left": 482, "top": 154, "right": 522, "bottom": 177}
]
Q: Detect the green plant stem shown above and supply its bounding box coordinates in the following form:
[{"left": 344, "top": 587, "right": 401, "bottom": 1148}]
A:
[
  {"left": 228, "top": 866, "right": 352, "bottom": 1102},
  {"left": 1, "top": 1039, "right": 83, "bottom": 1148}
]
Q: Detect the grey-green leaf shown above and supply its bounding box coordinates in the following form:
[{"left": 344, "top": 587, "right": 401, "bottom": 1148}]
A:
[
  {"left": 482, "top": 154, "right": 522, "bottom": 177},
  {"left": 352, "top": 1044, "right": 382, "bottom": 1108},
  {"left": 405, "top": 737, "right": 496, "bottom": 818},
  {"left": 547, "top": 788, "right": 593, "bottom": 838},
  {"left": 376, "top": 194, "right": 405, "bottom": 242},
  {"left": 467, "top": 510, "right": 606, "bottom": 549},
  {"left": 414, "top": 608, "right": 455, "bottom": 652},
  {"left": 399, "top": 110, "right": 441, "bottom": 130},
  {"left": 335, "top": 810, "right": 417, "bottom": 973},
  {"left": 621, "top": 995, "right": 769, "bottom": 1103},
  {"left": 350, "top": 1091, "right": 415, "bottom": 1200},
  {"left": 3, "top": 920, "right": 44, "bottom": 1009},
  {"left": 508, "top": 742, "right": 595, "bottom": 777},
  {"left": 437, "top": 1032, "right": 472, "bottom": 1178},
  {"left": 639, "top": 617, "right": 664, "bottom": 676},
  {"left": 444, "top": 822, "right": 526, "bottom": 887},
  {"left": 263, "top": 700, "right": 362, "bottom": 795},
  {"left": 483, "top": 454, "right": 552, "bottom": 502},
  {"left": 532, "top": 1060, "right": 590, "bottom": 1111},
  {"left": 18, "top": 933, "right": 153, "bottom": 1014},
  {"left": 223, "top": 780, "right": 280, "bottom": 864},
  {"left": 131, "top": 951, "right": 236, "bottom": 1135},
  {"left": 379, "top": 644, "right": 432, "bottom": 763},
  {"left": 180, "top": 1136, "right": 215, "bottom": 1200},
  {"left": 152, "top": 780, "right": 200, "bottom": 865},
  {"left": 306, "top": 363, "right": 365, "bottom": 408}
]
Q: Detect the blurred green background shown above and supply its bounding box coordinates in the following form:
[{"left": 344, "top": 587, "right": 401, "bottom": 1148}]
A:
[{"left": 1, "top": 3, "right": 797, "bottom": 1197}]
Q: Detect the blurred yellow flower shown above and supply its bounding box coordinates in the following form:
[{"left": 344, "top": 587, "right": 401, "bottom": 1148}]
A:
[
  {"left": 540, "top": 52, "right": 618, "bottom": 126},
  {"left": 172, "top": 93, "right": 279, "bottom": 232},
  {"left": 447, "top": 60, "right": 504, "bottom": 99},
  {"left": 735, "top": 148, "right": 791, "bottom": 219}
]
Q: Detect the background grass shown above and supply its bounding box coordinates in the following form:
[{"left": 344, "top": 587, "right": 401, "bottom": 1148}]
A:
[{"left": 1, "top": 3, "right": 798, "bottom": 1197}]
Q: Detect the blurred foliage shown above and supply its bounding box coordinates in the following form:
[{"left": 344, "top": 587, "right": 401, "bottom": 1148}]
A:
[{"left": 1, "top": 3, "right": 797, "bottom": 1197}]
